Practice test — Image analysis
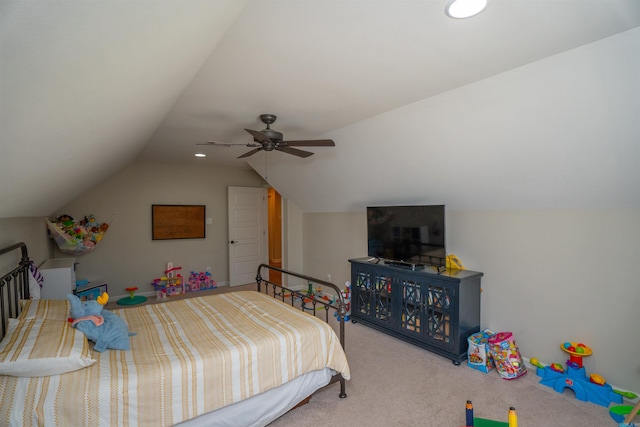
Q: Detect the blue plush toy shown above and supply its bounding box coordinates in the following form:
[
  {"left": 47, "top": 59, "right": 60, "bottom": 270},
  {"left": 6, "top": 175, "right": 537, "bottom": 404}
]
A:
[{"left": 67, "top": 292, "right": 135, "bottom": 352}]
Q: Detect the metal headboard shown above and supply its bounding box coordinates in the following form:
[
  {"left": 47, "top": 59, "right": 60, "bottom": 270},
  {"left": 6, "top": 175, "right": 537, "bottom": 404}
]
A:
[{"left": 0, "top": 242, "right": 31, "bottom": 337}]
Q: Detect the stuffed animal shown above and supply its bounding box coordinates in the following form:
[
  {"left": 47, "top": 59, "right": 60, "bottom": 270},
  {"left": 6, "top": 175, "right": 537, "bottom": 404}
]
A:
[
  {"left": 57, "top": 214, "right": 75, "bottom": 227},
  {"left": 83, "top": 214, "right": 98, "bottom": 229},
  {"left": 67, "top": 292, "right": 135, "bottom": 352}
]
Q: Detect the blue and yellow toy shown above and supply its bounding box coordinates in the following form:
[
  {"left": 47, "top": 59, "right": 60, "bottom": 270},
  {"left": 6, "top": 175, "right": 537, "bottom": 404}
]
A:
[
  {"left": 67, "top": 292, "right": 135, "bottom": 352},
  {"left": 533, "top": 342, "right": 623, "bottom": 407}
]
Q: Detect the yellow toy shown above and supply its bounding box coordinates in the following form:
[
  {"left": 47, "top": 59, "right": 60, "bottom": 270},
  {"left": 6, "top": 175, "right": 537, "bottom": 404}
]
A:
[{"left": 446, "top": 254, "right": 465, "bottom": 270}]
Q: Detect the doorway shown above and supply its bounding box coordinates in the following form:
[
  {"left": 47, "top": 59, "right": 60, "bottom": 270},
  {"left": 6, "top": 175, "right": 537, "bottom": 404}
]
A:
[
  {"left": 267, "top": 188, "right": 283, "bottom": 284},
  {"left": 227, "top": 186, "right": 268, "bottom": 286},
  {"left": 227, "top": 186, "right": 283, "bottom": 286}
]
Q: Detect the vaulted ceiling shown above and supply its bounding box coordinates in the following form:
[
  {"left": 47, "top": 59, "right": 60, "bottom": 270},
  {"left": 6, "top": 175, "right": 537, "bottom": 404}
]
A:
[{"left": 2, "top": 0, "right": 639, "bottom": 218}]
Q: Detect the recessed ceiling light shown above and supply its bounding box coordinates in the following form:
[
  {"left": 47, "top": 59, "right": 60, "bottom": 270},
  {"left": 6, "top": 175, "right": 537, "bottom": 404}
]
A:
[
  {"left": 445, "top": 0, "right": 488, "bottom": 19},
  {"left": 195, "top": 153, "right": 206, "bottom": 158}
]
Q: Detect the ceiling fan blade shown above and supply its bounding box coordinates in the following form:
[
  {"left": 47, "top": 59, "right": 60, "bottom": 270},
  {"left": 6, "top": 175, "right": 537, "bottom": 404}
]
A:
[
  {"left": 281, "top": 139, "right": 335, "bottom": 147},
  {"left": 197, "top": 141, "right": 258, "bottom": 147},
  {"left": 196, "top": 141, "right": 226, "bottom": 146},
  {"left": 237, "top": 147, "right": 263, "bottom": 158},
  {"left": 245, "top": 128, "right": 272, "bottom": 144},
  {"left": 276, "top": 147, "right": 314, "bottom": 158}
]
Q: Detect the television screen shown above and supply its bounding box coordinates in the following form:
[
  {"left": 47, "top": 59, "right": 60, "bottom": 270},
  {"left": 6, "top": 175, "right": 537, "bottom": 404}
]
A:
[{"left": 367, "top": 205, "right": 445, "bottom": 267}]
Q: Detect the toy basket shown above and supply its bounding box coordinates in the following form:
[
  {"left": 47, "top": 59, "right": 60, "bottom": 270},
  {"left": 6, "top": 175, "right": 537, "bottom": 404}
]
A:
[
  {"left": 46, "top": 215, "right": 113, "bottom": 255},
  {"left": 488, "top": 331, "right": 527, "bottom": 380},
  {"left": 467, "top": 329, "right": 496, "bottom": 373}
]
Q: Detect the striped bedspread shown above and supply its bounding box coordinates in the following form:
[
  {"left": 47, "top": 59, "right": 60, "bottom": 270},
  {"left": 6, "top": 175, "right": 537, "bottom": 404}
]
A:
[{"left": 0, "top": 291, "right": 350, "bottom": 426}]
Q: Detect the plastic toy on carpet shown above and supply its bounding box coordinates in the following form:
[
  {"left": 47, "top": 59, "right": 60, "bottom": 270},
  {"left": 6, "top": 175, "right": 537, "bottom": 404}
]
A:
[
  {"left": 473, "top": 419, "right": 508, "bottom": 427},
  {"left": 533, "top": 342, "right": 623, "bottom": 407},
  {"left": 611, "top": 405, "right": 640, "bottom": 423},
  {"left": 117, "top": 287, "right": 147, "bottom": 305},
  {"left": 615, "top": 398, "right": 640, "bottom": 426},
  {"left": 459, "top": 401, "right": 516, "bottom": 427}
]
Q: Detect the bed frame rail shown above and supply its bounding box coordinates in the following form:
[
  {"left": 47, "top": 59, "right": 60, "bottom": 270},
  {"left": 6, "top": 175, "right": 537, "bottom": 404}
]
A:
[
  {"left": 0, "top": 242, "right": 31, "bottom": 337},
  {"left": 256, "top": 263, "right": 348, "bottom": 399}
]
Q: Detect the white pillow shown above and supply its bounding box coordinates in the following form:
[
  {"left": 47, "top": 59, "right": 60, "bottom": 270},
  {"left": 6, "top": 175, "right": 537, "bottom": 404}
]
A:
[{"left": 0, "top": 318, "right": 95, "bottom": 377}]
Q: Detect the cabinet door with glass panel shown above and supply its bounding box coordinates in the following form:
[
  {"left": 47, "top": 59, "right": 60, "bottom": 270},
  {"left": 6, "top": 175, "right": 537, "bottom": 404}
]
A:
[
  {"left": 398, "top": 277, "right": 455, "bottom": 351},
  {"left": 352, "top": 267, "right": 394, "bottom": 327}
]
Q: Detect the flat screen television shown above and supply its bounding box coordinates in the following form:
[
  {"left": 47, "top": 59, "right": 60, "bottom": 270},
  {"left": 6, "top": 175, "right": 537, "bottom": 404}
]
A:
[{"left": 367, "top": 204, "right": 446, "bottom": 268}]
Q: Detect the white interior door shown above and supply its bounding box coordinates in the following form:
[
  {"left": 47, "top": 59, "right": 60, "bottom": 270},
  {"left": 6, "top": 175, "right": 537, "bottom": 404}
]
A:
[{"left": 228, "top": 186, "right": 268, "bottom": 286}]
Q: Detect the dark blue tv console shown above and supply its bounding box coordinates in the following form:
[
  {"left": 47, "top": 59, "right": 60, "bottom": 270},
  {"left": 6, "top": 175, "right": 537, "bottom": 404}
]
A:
[{"left": 349, "top": 257, "right": 483, "bottom": 364}]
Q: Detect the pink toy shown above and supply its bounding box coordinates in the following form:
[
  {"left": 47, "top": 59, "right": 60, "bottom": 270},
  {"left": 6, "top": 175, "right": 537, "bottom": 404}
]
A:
[
  {"left": 188, "top": 272, "right": 200, "bottom": 291},
  {"left": 151, "top": 264, "right": 184, "bottom": 296},
  {"left": 186, "top": 271, "right": 217, "bottom": 292},
  {"left": 488, "top": 332, "right": 527, "bottom": 380}
]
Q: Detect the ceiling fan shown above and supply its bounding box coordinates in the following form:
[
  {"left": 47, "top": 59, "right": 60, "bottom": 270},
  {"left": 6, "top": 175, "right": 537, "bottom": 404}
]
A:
[{"left": 198, "top": 114, "right": 335, "bottom": 158}]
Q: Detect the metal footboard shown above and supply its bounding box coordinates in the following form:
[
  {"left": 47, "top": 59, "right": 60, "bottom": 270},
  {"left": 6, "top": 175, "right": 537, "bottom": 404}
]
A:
[{"left": 255, "top": 263, "right": 348, "bottom": 398}]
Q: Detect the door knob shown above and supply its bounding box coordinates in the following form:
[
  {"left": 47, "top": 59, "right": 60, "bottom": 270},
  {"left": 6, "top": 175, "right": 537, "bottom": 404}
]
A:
[{"left": 230, "top": 240, "right": 237, "bottom": 244}]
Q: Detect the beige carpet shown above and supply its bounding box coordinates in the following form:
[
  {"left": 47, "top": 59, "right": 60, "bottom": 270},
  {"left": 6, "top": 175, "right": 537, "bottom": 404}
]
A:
[{"left": 269, "top": 320, "right": 624, "bottom": 427}]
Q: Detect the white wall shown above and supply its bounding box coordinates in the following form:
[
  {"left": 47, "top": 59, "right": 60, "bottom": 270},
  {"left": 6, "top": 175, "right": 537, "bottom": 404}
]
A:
[
  {"left": 260, "top": 27, "right": 640, "bottom": 214},
  {"left": 302, "top": 209, "right": 640, "bottom": 393},
  {"left": 0, "top": 1, "right": 248, "bottom": 219},
  {"left": 447, "top": 209, "right": 640, "bottom": 392},
  {"left": 55, "top": 160, "right": 265, "bottom": 297},
  {"left": 0, "top": 218, "right": 52, "bottom": 271},
  {"left": 303, "top": 212, "right": 366, "bottom": 284}
]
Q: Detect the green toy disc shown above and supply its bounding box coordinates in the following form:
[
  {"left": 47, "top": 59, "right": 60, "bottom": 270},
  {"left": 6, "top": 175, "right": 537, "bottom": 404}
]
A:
[
  {"left": 610, "top": 405, "right": 640, "bottom": 423},
  {"left": 473, "top": 418, "right": 509, "bottom": 427},
  {"left": 117, "top": 295, "right": 147, "bottom": 306}
]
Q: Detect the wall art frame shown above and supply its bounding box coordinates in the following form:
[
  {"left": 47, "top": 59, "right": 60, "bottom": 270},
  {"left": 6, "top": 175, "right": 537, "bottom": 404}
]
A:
[{"left": 152, "top": 204, "right": 206, "bottom": 240}]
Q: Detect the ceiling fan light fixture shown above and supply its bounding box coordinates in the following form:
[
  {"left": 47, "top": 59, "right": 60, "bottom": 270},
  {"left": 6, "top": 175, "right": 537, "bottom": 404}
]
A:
[{"left": 445, "top": 0, "right": 488, "bottom": 19}]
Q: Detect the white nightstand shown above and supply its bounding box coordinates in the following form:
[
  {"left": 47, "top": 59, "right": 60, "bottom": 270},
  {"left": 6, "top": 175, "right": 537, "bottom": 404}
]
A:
[{"left": 40, "top": 258, "right": 76, "bottom": 300}]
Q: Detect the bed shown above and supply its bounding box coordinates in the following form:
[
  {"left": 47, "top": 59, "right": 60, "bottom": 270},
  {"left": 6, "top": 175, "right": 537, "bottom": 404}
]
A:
[{"left": 0, "top": 242, "right": 350, "bottom": 427}]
